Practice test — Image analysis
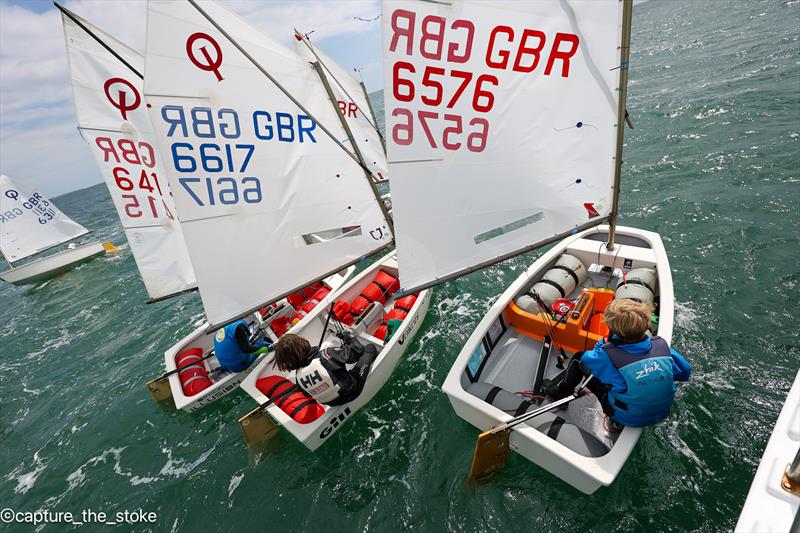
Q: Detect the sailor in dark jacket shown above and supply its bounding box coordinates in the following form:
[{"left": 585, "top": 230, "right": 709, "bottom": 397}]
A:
[
  {"left": 273, "top": 331, "right": 378, "bottom": 406},
  {"left": 545, "top": 299, "right": 691, "bottom": 429}
]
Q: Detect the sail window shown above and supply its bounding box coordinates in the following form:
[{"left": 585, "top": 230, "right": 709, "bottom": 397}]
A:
[
  {"left": 301, "top": 226, "right": 362, "bottom": 245},
  {"left": 474, "top": 212, "right": 543, "bottom": 245}
]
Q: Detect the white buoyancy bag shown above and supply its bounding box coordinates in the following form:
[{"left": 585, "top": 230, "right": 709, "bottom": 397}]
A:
[
  {"left": 515, "top": 254, "right": 588, "bottom": 312},
  {"left": 295, "top": 357, "right": 340, "bottom": 404},
  {"left": 615, "top": 268, "right": 658, "bottom": 304}
]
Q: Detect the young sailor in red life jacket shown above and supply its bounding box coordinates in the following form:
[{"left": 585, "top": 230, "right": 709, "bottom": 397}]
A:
[
  {"left": 213, "top": 320, "right": 269, "bottom": 373},
  {"left": 273, "top": 331, "right": 378, "bottom": 406},
  {"left": 544, "top": 299, "right": 692, "bottom": 431}
]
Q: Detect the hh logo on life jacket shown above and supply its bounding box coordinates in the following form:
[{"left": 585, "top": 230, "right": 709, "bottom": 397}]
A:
[
  {"left": 635, "top": 360, "right": 663, "bottom": 380},
  {"left": 299, "top": 370, "right": 323, "bottom": 389}
]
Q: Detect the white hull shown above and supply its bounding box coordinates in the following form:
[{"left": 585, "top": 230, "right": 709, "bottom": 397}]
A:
[
  {"left": 164, "top": 267, "right": 355, "bottom": 412},
  {"left": 0, "top": 241, "right": 106, "bottom": 285},
  {"left": 736, "top": 369, "right": 800, "bottom": 532},
  {"left": 442, "top": 225, "right": 674, "bottom": 494},
  {"left": 239, "top": 252, "right": 431, "bottom": 451}
]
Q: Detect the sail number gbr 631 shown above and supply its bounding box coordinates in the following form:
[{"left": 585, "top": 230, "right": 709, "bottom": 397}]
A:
[{"left": 387, "top": 8, "right": 580, "bottom": 153}]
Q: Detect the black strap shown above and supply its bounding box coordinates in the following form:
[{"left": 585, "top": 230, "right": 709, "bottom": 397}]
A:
[
  {"left": 618, "top": 278, "right": 654, "bottom": 295},
  {"left": 275, "top": 388, "right": 296, "bottom": 408},
  {"left": 514, "top": 400, "right": 533, "bottom": 417},
  {"left": 551, "top": 265, "right": 579, "bottom": 286},
  {"left": 534, "top": 279, "right": 565, "bottom": 298},
  {"left": 360, "top": 280, "right": 389, "bottom": 301},
  {"left": 546, "top": 417, "right": 566, "bottom": 439},
  {"left": 533, "top": 336, "right": 552, "bottom": 395},
  {"left": 484, "top": 386, "right": 503, "bottom": 405},
  {"left": 613, "top": 398, "right": 629, "bottom": 411},
  {"left": 265, "top": 380, "right": 289, "bottom": 398},
  {"left": 288, "top": 399, "right": 318, "bottom": 418}
]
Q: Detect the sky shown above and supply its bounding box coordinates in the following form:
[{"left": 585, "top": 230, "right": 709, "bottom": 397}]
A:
[{"left": 0, "top": 0, "right": 384, "bottom": 197}]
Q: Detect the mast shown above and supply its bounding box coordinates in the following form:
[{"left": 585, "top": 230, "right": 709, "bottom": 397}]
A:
[
  {"left": 311, "top": 61, "right": 394, "bottom": 234},
  {"left": 295, "top": 31, "right": 385, "bottom": 147},
  {"left": 606, "top": 0, "right": 634, "bottom": 250}
]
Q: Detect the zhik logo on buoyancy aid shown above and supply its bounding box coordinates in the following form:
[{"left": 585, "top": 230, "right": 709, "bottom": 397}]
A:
[{"left": 635, "top": 360, "right": 663, "bottom": 380}]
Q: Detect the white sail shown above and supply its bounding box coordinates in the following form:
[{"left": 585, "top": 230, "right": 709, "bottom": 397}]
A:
[
  {"left": 144, "top": 0, "right": 392, "bottom": 327},
  {"left": 61, "top": 9, "right": 197, "bottom": 300},
  {"left": 0, "top": 175, "right": 89, "bottom": 263},
  {"left": 382, "top": 0, "right": 623, "bottom": 291},
  {"left": 294, "top": 32, "right": 390, "bottom": 182}
]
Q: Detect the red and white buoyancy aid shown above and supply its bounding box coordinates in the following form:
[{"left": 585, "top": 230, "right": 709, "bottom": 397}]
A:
[
  {"left": 291, "top": 286, "right": 331, "bottom": 324},
  {"left": 175, "top": 347, "right": 212, "bottom": 396}
]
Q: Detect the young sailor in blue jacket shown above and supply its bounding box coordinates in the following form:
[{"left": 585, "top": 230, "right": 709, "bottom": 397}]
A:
[
  {"left": 213, "top": 319, "right": 269, "bottom": 373},
  {"left": 545, "top": 299, "right": 691, "bottom": 431}
]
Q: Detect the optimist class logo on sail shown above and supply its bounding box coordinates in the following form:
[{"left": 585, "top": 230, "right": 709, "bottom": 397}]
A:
[{"left": 387, "top": 7, "right": 581, "bottom": 153}]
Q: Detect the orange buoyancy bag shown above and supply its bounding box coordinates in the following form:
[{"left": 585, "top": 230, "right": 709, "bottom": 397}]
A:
[
  {"left": 351, "top": 271, "right": 400, "bottom": 315},
  {"left": 255, "top": 375, "right": 325, "bottom": 423},
  {"left": 383, "top": 293, "right": 418, "bottom": 323},
  {"left": 333, "top": 300, "right": 355, "bottom": 325},
  {"left": 176, "top": 347, "right": 212, "bottom": 396}
]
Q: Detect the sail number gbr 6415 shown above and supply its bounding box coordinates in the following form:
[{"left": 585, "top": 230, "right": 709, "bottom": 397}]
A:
[{"left": 387, "top": 8, "right": 580, "bottom": 153}]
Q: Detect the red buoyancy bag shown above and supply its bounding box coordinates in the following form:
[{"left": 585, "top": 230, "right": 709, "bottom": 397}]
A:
[
  {"left": 270, "top": 315, "right": 290, "bottom": 337},
  {"left": 333, "top": 300, "right": 355, "bottom": 325},
  {"left": 351, "top": 271, "right": 400, "bottom": 315},
  {"left": 384, "top": 293, "right": 419, "bottom": 322},
  {"left": 175, "top": 347, "right": 212, "bottom": 396},
  {"left": 300, "top": 287, "right": 331, "bottom": 313},
  {"left": 255, "top": 375, "right": 325, "bottom": 424},
  {"left": 375, "top": 293, "right": 420, "bottom": 338},
  {"left": 287, "top": 291, "right": 306, "bottom": 310},
  {"left": 301, "top": 282, "right": 324, "bottom": 299}
]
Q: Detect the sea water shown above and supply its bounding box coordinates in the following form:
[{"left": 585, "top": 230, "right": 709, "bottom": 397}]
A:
[{"left": 1, "top": 1, "right": 798, "bottom": 531}]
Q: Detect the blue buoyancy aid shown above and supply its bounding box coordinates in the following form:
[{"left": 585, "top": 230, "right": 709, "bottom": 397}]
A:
[
  {"left": 213, "top": 320, "right": 260, "bottom": 373},
  {"left": 604, "top": 336, "right": 676, "bottom": 427}
]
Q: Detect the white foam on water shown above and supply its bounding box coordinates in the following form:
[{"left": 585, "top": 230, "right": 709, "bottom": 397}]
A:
[
  {"left": 227, "top": 471, "right": 245, "bottom": 506},
  {"left": 674, "top": 301, "right": 700, "bottom": 332},
  {"left": 8, "top": 451, "right": 47, "bottom": 495}
]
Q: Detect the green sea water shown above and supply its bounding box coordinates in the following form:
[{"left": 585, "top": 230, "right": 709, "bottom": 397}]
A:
[{"left": 2, "top": 1, "right": 798, "bottom": 531}]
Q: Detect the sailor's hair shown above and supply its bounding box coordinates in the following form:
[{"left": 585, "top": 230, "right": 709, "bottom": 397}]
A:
[
  {"left": 274, "top": 334, "right": 311, "bottom": 372},
  {"left": 604, "top": 299, "right": 653, "bottom": 343}
]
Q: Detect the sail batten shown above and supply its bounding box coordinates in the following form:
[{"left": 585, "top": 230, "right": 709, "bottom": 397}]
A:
[
  {"left": 382, "top": 0, "right": 624, "bottom": 291},
  {"left": 144, "top": 0, "right": 392, "bottom": 327},
  {"left": 60, "top": 6, "right": 197, "bottom": 300}
]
